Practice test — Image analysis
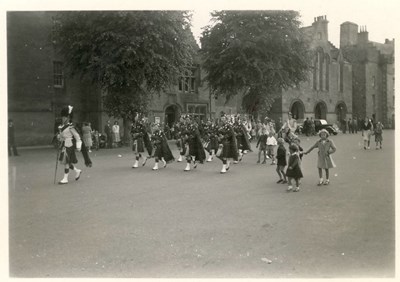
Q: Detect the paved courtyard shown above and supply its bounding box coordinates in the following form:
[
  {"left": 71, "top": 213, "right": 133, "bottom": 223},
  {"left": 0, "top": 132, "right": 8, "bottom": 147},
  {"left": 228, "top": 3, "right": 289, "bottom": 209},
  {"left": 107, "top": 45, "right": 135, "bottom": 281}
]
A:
[{"left": 8, "top": 131, "right": 395, "bottom": 278}]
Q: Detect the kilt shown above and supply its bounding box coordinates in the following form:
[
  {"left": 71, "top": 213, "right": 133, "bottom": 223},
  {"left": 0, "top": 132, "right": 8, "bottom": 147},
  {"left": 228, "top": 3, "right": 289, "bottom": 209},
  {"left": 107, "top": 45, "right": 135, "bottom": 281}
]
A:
[
  {"left": 59, "top": 146, "right": 78, "bottom": 165},
  {"left": 206, "top": 136, "right": 219, "bottom": 152},
  {"left": 220, "top": 139, "right": 238, "bottom": 159},
  {"left": 132, "top": 138, "right": 145, "bottom": 153}
]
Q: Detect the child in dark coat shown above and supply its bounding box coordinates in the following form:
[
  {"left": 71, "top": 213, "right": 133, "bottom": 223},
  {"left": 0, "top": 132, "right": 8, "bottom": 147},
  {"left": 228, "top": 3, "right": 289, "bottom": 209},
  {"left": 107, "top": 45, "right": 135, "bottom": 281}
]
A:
[
  {"left": 286, "top": 144, "right": 303, "bottom": 192},
  {"left": 276, "top": 138, "right": 287, "bottom": 184},
  {"left": 291, "top": 137, "right": 304, "bottom": 160}
]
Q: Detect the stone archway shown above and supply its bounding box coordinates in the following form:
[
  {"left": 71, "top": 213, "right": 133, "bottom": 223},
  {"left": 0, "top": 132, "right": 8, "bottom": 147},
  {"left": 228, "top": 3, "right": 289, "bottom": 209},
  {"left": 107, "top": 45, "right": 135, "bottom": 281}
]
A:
[
  {"left": 315, "top": 101, "right": 327, "bottom": 120},
  {"left": 335, "top": 102, "right": 347, "bottom": 122},
  {"left": 164, "top": 104, "right": 179, "bottom": 128},
  {"left": 290, "top": 100, "right": 305, "bottom": 120}
]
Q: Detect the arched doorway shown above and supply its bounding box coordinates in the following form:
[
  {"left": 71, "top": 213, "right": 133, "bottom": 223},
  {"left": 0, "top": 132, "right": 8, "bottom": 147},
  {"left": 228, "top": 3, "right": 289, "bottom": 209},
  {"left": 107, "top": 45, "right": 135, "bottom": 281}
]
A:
[
  {"left": 315, "top": 101, "right": 327, "bottom": 120},
  {"left": 165, "top": 104, "right": 179, "bottom": 128},
  {"left": 290, "top": 100, "right": 305, "bottom": 120},
  {"left": 335, "top": 102, "right": 347, "bottom": 122}
]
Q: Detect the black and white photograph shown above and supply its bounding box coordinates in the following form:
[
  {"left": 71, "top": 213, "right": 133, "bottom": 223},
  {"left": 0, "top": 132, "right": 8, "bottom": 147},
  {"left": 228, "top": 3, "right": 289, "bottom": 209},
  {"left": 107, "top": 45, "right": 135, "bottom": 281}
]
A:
[{"left": 2, "top": 0, "right": 399, "bottom": 280}]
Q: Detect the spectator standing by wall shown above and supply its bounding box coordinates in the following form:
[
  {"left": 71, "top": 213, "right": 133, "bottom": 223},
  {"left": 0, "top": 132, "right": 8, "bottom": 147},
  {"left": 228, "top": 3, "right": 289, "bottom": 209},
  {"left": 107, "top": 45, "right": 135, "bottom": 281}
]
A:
[
  {"left": 352, "top": 117, "right": 358, "bottom": 134},
  {"left": 112, "top": 121, "right": 120, "bottom": 147},
  {"left": 374, "top": 121, "right": 383, "bottom": 149},
  {"left": 310, "top": 117, "right": 316, "bottom": 136},
  {"left": 82, "top": 122, "right": 93, "bottom": 152},
  {"left": 104, "top": 120, "right": 112, "bottom": 148},
  {"left": 348, "top": 118, "right": 353, "bottom": 134}
]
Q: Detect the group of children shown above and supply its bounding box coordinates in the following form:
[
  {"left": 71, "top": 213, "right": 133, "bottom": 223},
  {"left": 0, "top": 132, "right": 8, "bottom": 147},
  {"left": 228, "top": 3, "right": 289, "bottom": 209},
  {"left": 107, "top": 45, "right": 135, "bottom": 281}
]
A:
[{"left": 256, "top": 128, "right": 337, "bottom": 192}]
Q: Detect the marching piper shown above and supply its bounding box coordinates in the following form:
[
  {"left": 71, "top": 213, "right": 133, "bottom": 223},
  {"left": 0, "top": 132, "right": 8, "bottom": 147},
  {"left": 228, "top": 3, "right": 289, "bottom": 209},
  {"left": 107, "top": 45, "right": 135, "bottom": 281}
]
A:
[
  {"left": 57, "top": 105, "right": 83, "bottom": 185},
  {"left": 217, "top": 115, "right": 239, "bottom": 174},
  {"left": 131, "top": 113, "right": 153, "bottom": 168},
  {"left": 151, "top": 124, "right": 175, "bottom": 170},
  {"left": 183, "top": 119, "right": 206, "bottom": 171},
  {"left": 233, "top": 115, "right": 252, "bottom": 163},
  {"left": 204, "top": 119, "right": 219, "bottom": 162}
]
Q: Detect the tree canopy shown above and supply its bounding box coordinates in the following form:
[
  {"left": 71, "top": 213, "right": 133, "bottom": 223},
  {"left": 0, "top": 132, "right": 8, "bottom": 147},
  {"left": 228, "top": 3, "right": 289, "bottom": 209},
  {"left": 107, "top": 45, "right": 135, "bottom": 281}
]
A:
[
  {"left": 200, "top": 10, "right": 311, "bottom": 115},
  {"left": 52, "top": 11, "right": 196, "bottom": 120}
]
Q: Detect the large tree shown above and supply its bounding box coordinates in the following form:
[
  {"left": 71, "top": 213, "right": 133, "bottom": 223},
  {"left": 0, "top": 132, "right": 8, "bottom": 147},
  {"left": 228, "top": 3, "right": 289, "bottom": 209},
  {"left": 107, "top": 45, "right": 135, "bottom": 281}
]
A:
[
  {"left": 200, "top": 10, "right": 311, "bottom": 118},
  {"left": 52, "top": 11, "right": 196, "bottom": 139}
]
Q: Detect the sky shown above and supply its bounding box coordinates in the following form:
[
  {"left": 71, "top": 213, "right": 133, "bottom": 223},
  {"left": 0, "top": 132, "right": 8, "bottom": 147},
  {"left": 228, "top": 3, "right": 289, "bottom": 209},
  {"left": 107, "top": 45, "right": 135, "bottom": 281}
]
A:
[
  {"left": 191, "top": 1, "right": 399, "bottom": 48},
  {"left": 0, "top": 0, "right": 398, "bottom": 47}
]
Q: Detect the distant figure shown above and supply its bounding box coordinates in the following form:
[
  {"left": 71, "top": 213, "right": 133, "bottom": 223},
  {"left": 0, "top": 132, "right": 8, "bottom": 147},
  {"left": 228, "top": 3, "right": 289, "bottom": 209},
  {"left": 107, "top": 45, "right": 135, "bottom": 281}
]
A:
[
  {"left": 310, "top": 117, "right": 316, "bottom": 136},
  {"left": 82, "top": 122, "right": 93, "bottom": 152},
  {"left": 281, "top": 112, "right": 297, "bottom": 141},
  {"left": 104, "top": 120, "right": 112, "bottom": 148},
  {"left": 374, "top": 121, "right": 383, "bottom": 149},
  {"left": 256, "top": 127, "right": 268, "bottom": 164},
  {"left": 352, "top": 117, "right": 358, "bottom": 134},
  {"left": 341, "top": 118, "right": 347, "bottom": 134},
  {"left": 348, "top": 118, "right": 353, "bottom": 134},
  {"left": 112, "top": 121, "right": 121, "bottom": 147},
  {"left": 303, "top": 117, "right": 311, "bottom": 136},
  {"left": 8, "top": 119, "right": 19, "bottom": 156}
]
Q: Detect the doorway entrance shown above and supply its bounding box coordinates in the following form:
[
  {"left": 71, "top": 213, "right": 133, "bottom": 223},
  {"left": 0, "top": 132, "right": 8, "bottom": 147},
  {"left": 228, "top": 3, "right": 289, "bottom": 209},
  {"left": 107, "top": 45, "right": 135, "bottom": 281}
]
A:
[
  {"left": 290, "top": 100, "right": 305, "bottom": 120},
  {"left": 315, "top": 101, "right": 327, "bottom": 120},
  {"left": 165, "top": 104, "right": 179, "bottom": 128}
]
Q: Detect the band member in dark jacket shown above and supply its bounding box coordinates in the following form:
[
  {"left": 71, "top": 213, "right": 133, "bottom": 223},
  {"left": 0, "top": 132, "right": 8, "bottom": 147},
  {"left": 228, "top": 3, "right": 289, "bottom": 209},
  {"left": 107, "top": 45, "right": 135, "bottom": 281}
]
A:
[
  {"left": 151, "top": 125, "right": 174, "bottom": 170},
  {"left": 204, "top": 120, "right": 219, "bottom": 162},
  {"left": 217, "top": 115, "right": 239, "bottom": 174},
  {"left": 233, "top": 116, "right": 252, "bottom": 163},
  {"left": 183, "top": 121, "right": 206, "bottom": 171},
  {"left": 131, "top": 113, "right": 153, "bottom": 168}
]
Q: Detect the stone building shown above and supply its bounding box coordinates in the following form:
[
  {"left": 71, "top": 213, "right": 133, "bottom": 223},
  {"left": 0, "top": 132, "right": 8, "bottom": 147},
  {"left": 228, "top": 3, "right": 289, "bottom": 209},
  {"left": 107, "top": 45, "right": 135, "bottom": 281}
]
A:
[
  {"left": 7, "top": 12, "right": 394, "bottom": 146},
  {"left": 7, "top": 11, "right": 239, "bottom": 146},
  {"left": 8, "top": 12, "right": 103, "bottom": 146},
  {"left": 340, "top": 23, "right": 395, "bottom": 127},
  {"left": 270, "top": 16, "right": 353, "bottom": 125}
]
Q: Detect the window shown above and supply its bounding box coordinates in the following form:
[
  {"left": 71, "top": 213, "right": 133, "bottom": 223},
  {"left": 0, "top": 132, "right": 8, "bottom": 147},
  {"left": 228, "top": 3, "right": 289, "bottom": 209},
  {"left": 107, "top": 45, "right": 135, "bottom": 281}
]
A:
[
  {"left": 325, "top": 54, "right": 330, "bottom": 91},
  {"left": 186, "top": 104, "right": 207, "bottom": 121},
  {"left": 178, "top": 68, "right": 197, "bottom": 93},
  {"left": 313, "top": 53, "right": 318, "bottom": 90},
  {"left": 339, "top": 62, "right": 344, "bottom": 93},
  {"left": 53, "top": 61, "right": 64, "bottom": 88},
  {"left": 372, "top": 76, "right": 376, "bottom": 88},
  {"left": 318, "top": 32, "right": 322, "bottom": 40},
  {"left": 319, "top": 51, "right": 324, "bottom": 91}
]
